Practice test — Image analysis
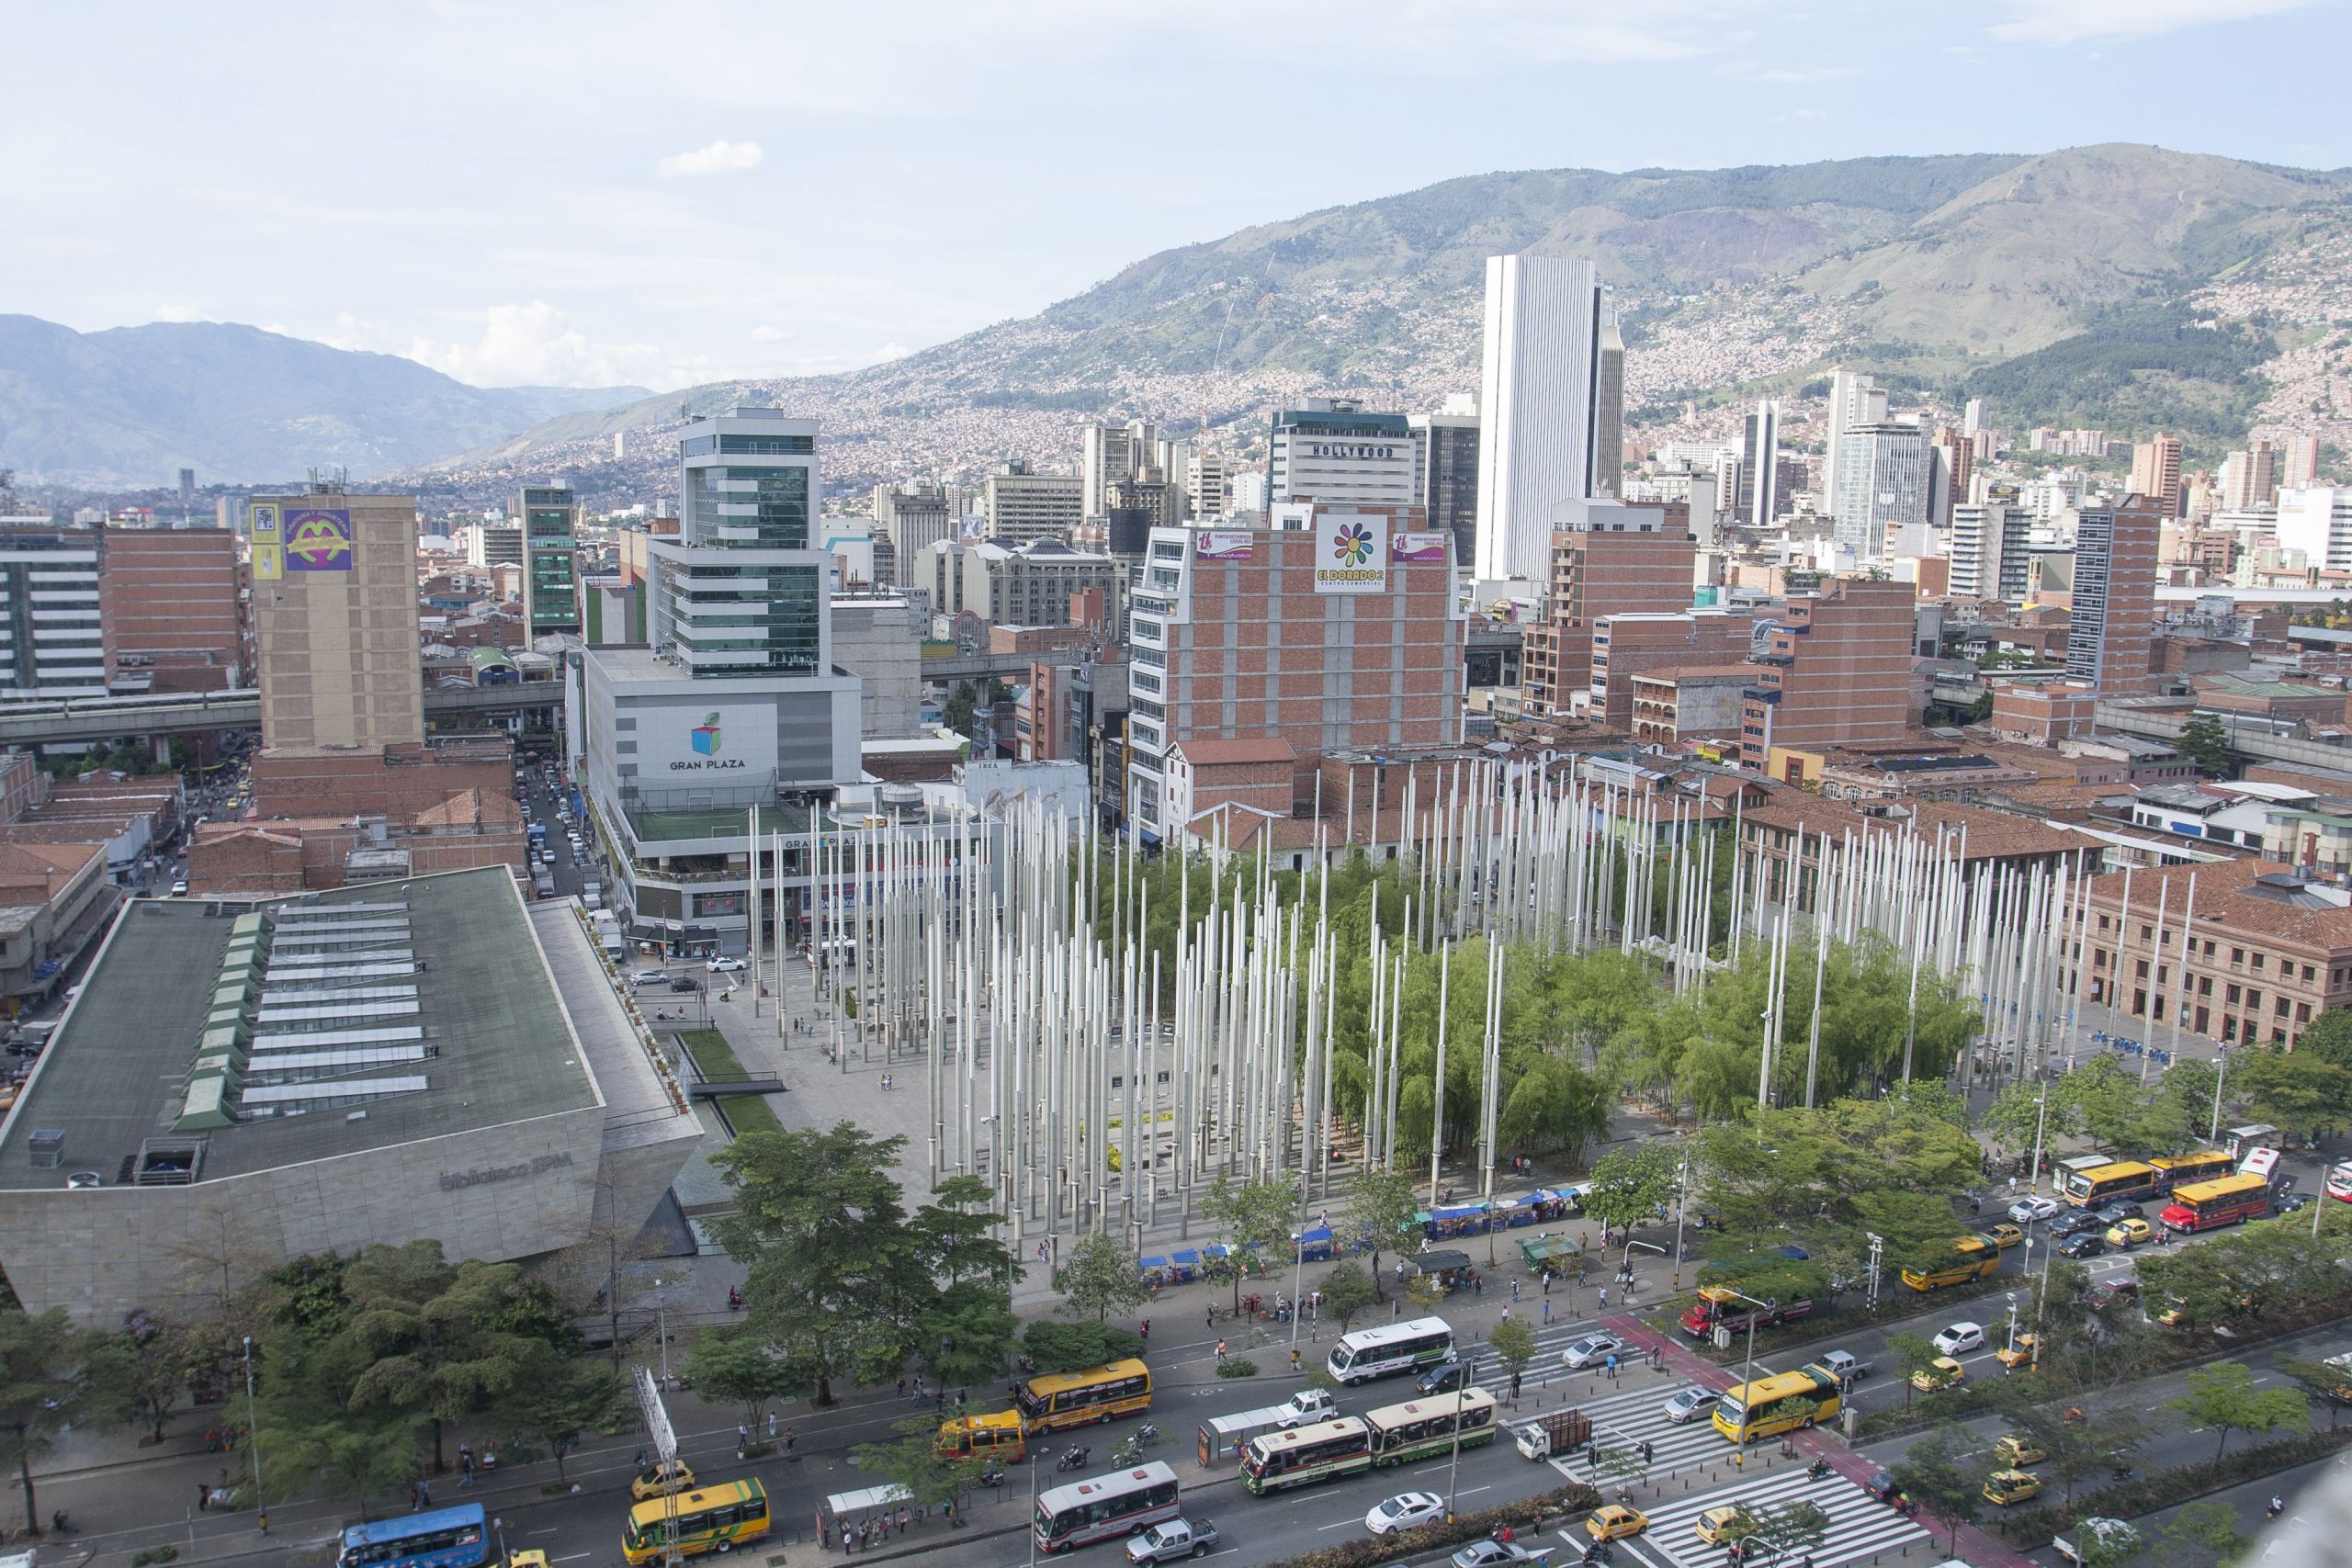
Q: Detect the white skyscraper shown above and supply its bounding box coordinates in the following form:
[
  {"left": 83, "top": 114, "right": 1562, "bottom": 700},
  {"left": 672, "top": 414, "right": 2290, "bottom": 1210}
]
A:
[
  {"left": 1822, "top": 368, "right": 1882, "bottom": 514},
  {"left": 1473, "top": 254, "right": 1611, "bottom": 583},
  {"left": 1743, "top": 400, "right": 1781, "bottom": 529}
]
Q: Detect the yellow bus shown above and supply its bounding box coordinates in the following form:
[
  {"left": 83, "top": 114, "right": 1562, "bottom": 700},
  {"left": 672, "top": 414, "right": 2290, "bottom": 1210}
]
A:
[
  {"left": 935, "top": 1408, "right": 1026, "bottom": 1461},
  {"left": 622, "top": 1480, "right": 770, "bottom": 1565},
  {"left": 1899, "top": 1253, "right": 2000, "bottom": 1292},
  {"left": 1713, "top": 1367, "right": 1842, "bottom": 1445},
  {"left": 1015, "top": 1359, "right": 1153, "bottom": 1435},
  {"left": 2058, "top": 1160, "right": 2164, "bottom": 1208},
  {"left": 2150, "top": 1148, "right": 2235, "bottom": 1192}
]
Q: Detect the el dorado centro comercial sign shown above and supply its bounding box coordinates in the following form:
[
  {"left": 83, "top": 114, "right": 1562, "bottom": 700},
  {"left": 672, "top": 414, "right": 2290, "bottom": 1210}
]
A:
[{"left": 1313, "top": 512, "right": 1389, "bottom": 594}]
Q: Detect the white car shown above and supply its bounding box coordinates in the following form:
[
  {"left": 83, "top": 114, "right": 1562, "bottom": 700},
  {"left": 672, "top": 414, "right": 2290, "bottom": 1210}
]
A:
[
  {"left": 707, "top": 956, "right": 748, "bottom": 973},
  {"left": 1932, "top": 1322, "right": 1985, "bottom": 1357},
  {"left": 170, "top": 879, "right": 189, "bottom": 896},
  {"left": 1661, "top": 1387, "right": 1721, "bottom": 1425},
  {"left": 1451, "top": 1541, "right": 1552, "bottom": 1568},
  {"left": 1562, "top": 1333, "right": 1623, "bottom": 1371},
  {"left": 2008, "top": 1195, "right": 2063, "bottom": 1225},
  {"left": 1366, "top": 1493, "right": 1446, "bottom": 1536}
]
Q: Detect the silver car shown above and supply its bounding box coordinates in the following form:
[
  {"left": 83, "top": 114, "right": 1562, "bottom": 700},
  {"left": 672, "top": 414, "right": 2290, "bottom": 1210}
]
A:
[{"left": 1662, "top": 1387, "right": 1721, "bottom": 1425}]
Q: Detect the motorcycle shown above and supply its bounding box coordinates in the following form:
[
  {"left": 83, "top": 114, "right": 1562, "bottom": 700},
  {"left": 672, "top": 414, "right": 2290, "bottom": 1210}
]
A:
[
  {"left": 976, "top": 1469, "right": 1006, "bottom": 1489},
  {"left": 1108, "top": 1439, "right": 1145, "bottom": 1468},
  {"left": 1057, "top": 1446, "right": 1090, "bottom": 1473},
  {"left": 1133, "top": 1423, "right": 1159, "bottom": 1443},
  {"left": 1806, "top": 1458, "right": 1832, "bottom": 1481},
  {"left": 1579, "top": 1541, "right": 1611, "bottom": 1565},
  {"left": 2268, "top": 1496, "right": 2287, "bottom": 1520}
]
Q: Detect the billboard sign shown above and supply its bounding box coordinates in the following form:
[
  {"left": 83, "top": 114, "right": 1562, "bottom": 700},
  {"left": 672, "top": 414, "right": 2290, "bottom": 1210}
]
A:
[
  {"left": 1391, "top": 532, "right": 1449, "bottom": 564},
  {"left": 1198, "top": 531, "right": 1255, "bottom": 561},
  {"left": 648, "top": 703, "right": 779, "bottom": 779},
  {"left": 250, "top": 502, "right": 281, "bottom": 581},
  {"left": 284, "top": 508, "right": 356, "bottom": 571},
  {"left": 1313, "top": 512, "right": 1388, "bottom": 595}
]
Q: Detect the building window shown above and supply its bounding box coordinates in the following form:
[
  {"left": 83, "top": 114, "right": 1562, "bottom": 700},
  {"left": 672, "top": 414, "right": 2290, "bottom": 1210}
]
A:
[{"left": 2252, "top": 953, "right": 2266, "bottom": 970}]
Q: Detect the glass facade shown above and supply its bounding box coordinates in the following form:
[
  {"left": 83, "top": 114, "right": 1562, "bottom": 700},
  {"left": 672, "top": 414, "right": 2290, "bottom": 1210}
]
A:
[
  {"left": 523, "top": 502, "right": 580, "bottom": 634},
  {"left": 681, "top": 434, "right": 815, "bottom": 457},
  {"left": 659, "top": 562, "right": 822, "bottom": 677},
  {"left": 687, "top": 466, "right": 810, "bottom": 548}
]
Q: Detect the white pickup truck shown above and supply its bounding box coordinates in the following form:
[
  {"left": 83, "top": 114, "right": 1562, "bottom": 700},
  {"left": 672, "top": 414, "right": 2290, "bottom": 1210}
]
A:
[
  {"left": 1126, "top": 1517, "right": 1220, "bottom": 1562},
  {"left": 1272, "top": 1388, "right": 1339, "bottom": 1427}
]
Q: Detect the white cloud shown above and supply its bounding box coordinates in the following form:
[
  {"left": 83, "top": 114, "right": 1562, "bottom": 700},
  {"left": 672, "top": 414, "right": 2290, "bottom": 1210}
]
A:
[
  {"left": 658, "top": 139, "right": 764, "bottom": 178},
  {"left": 153, "top": 302, "right": 198, "bottom": 321},
  {"left": 872, "top": 342, "right": 910, "bottom": 361},
  {"left": 1989, "top": 0, "right": 2316, "bottom": 44},
  {"left": 321, "top": 302, "right": 676, "bottom": 389},
  {"left": 750, "top": 324, "right": 793, "bottom": 343}
]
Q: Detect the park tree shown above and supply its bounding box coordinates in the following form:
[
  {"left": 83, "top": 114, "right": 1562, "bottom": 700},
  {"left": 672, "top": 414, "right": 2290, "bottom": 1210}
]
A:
[
  {"left": 2273, "top": 1356, "right": 2349, "bottom": 1432},
  {"left": 2166, "top": 1360, "right": 2307, "bottom": 1461},
  {"left": 1988, "top": 1384, "right": 2144, "bottom": 1510},
  {"left": 1578, "top": 1139, "right": 1682, "bottom": 1240},
  {"left": 1487, "top": 1318, "right": 1537, "bottom": 1398},
  {"left": 512, "top": 1352, "right": 628, "bottom": 1483},
  {"left": 1887, "top": 1332, "right": 1939, "bottom": 1410},
  {"left": 2294, "top": 1007, "right": 2352, "bottom": 1072},
  {"left": 1202, "top": 1175, "right": 1295, "bottom": 1314},
  {"left": 1022, "top": 1321, "right": 1144, "bottom": 1374},
  {"left": 853, "top": 1415, "right": 998, "bottom": 1519},
  {"left": 2154, "top": 1500, "right": 2248, "bottom": 1567},
  {"left": 684, "top": 1326, "right": 806, "bottom": 1424},
  {"left": 252, "top": 1329, "right": 429, "bottom": 1519},
  {"left": 2177, "top": 714, "right": 2233, "bottom": 777},
  {"left": 1746, "top": 1500, "right": 1832, "bottom": 1564},
  {"left": 2233, "top": 1046, "right": 2352, "bottom": 1143},
  {"left": 1343, "top": 1166, "right": 1425, "bottom": 1295},
  {"left": 0, "top": 1308, "right": 102, "bottom": 1533},
  {"left": 1317, "top": 1263, "right": 1380, "bottom": 1333},
  {"left": 1053, "top": 1232, "right": 1148, "bottom": 1323},
  {"left": 85, "top": 1312, "right": 212, "bottom": 1446},
  {"left": 1887, "top": 1422, "right": 1983, "bottom": 1556},
  {"left": 918, "top": 1280, "right": 1022, "bottom": 1391}
]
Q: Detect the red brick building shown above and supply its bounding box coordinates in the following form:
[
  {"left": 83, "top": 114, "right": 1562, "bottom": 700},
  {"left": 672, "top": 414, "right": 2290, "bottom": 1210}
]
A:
[
  {"left": 1588, "top": 610, "right": 1753, "bottom": 729},
  {"left": 1521, "top": 501, "right": 1696, "bottom": 716},
  {"left": 1739, "top": 579, "right": 1917, "bottom": 773},
  {"left": 97, "top": 527, "right": 248, "bottom": 692}
]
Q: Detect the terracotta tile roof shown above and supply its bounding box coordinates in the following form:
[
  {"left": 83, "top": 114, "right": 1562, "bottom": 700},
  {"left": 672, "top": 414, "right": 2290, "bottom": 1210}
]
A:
[
  {"left": 0, "top": 842, "right": 103, "bottom": 905},
  {"left": 2088, "top": 858, "right": 2352, "bottom": 953},
  {"left": 1740, "top": 790, "right": 2086, "bottom": 863}
]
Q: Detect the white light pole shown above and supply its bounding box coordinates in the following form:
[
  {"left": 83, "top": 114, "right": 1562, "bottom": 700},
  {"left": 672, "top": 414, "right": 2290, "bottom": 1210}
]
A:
[
  {"left": 653, "top": 1276, "right": 671, "bottom": 1389},
  {"left": 2211, "top": 1044, "right": 2230, "bottom": 1146},
  {"left": 1670, "top": 1155, "right": 1693, "bottom": 1291},
  {"left": 2003, "top": 1292, "right": 2018, "bottom": 1362},
  {"left": 2028, "top": 1089, "right": 2050, "bottom": 1194},
  {"left": 243, "top": 1337, "right": 264, "bottom": 1533}
]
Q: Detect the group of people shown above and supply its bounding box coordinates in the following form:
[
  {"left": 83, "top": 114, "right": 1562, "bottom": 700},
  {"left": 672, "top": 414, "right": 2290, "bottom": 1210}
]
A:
[{"left": 837, "top": 1504, "right": 921, "bottom": 1551}]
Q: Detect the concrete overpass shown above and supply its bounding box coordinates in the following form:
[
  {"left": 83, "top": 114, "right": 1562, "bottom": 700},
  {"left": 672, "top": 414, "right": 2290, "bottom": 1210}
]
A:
[
  {"left": 914, "top": 649, "right": 1061, "bottom": 685},
  {"left": 2094, "top": 699, "right": 2352, "bottom": 776},
  {"left": 0, "top": 683, "right": 563, "bottom": 746}
]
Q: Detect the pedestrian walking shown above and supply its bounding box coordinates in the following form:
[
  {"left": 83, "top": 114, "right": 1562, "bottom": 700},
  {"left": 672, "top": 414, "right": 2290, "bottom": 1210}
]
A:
[
  {"left": 898, "top": 1376, "right": 908, "bottom": 1397},
  {"left": 1606, "top": 1354, "right": 1618, "bottom": 1382},
  {"left": 1216, "top": 1338, "right": 1227, "bottom": 1363},
  {"left": 1598, "top": 1287, "right": 1609, "bottom": 1309},
  {"left": 1543, "top": 1299, "right": 1552, "bottom": 1325},
  {"left": 737, "top": 1422, "right": 751, "bottom": 1456},
  {"left": 417, "top": 1480, "right": 431, "bottom": 1510},
  {"left": 766, "top": 1411, "right": 778, "bottom": 1441},
  {"left": 1543, "top": 1273, "right": 1551, "bottom": 1296},
  {"left": 198, "top": 1481, "right": 210, "bottom": 1512},
  {"left": 1500, "top": 1305, "right": 1511, "bottom": 1322},
  {"left": 898, "top": 1506, "right": 910, "bottom": 1532},
  {"left": 1510, "top": 1279, "right": 1521, "bottom": 1303},
  {"left": 1207, "top": 1303, "right": 1216, "bottom": 1327},
  {"left": 1290, "top": 1349, "right": 1301, "bottom": 1373}
]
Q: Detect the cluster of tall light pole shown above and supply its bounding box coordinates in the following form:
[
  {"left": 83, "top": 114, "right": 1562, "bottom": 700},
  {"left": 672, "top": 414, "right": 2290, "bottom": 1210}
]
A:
[{"left": 778, "top": 756, "right": 2088, "bottom": 1243}]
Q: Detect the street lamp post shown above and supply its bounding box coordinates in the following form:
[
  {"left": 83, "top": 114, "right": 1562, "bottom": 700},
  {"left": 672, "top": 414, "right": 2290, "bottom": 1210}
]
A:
[
  {"left": 1670, "top": 1156, "right": 1693, "bottom": 1291},
  {"left": 653, "top": 1276, "right": 672, "bottom": 1388},
  {"left": 2211, "top": 1044, "right": 2231, "bottom": 1146},
  {"left": 1713, "top": 1285, "right": 1778, "bottom": 1442},
  {"left": 1442, "top": 1373, "right": 1469, "bottom": 1523},
  {"left": 1027, "top": 1450, "right": 1041, "bottom": 1568},
  {"left": 243, "top": 1337, "right": 265, "bottom": 1532},
  {"left": 1864, "top": 1233, "right": 1884, "bottom": 1314},
  {"left": 2003, "top": 1292, "right": 2018, "bottom": 1362},
  {"left": 2028, "top": 1089, "right": 2050, "bottom": 1193}
]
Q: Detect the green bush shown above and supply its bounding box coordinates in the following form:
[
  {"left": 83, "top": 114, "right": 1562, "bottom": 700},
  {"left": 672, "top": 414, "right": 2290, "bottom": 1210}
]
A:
[
  {"left": 1267, "top": 1485, "right": 1600, "bottom": 1568},
  {"left": 1023, "top": 1320, "right": 1146, "bottom": 1373},
  {"left": 131, "top": 1551, "right": 181, "bottom": 1567},
  {"left": 1216, "top": 1358, "right": 1258, "bottom": 1379}
]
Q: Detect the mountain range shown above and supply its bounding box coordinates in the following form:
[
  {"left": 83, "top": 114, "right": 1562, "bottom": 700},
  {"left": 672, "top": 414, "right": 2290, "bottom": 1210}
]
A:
[
  {"left": 7, "top": 143, "right": 2349, "bottom": 497},
  {"left": 0, "top": 316, "right": 647, "bottom": 488}
]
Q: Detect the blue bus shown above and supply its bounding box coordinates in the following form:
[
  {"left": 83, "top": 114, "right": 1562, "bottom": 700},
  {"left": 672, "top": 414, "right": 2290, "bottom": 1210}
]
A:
[{"left": 340, "top": 1505, "right": 488, "bottom": 1568}]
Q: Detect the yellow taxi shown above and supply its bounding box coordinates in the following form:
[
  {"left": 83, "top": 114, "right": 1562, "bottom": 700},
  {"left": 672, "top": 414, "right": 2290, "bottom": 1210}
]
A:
[
  {"left": 1992, "top": 1434, "right": 2049, "bottom": 1467},
  {"left": 1995, "top": 1334, "right": 2041, "bottom": 1371},
  {"left": 507, "top": 1554, "right": 549, "bottom": 1568},
  {"left": 1587, "top": 1505, "right": 1650, "bottom": 1541},
  {"left": 629, "top": 1459, "right": 696, "bottom": 1501},
  {"left": 1910, "top": 1356, "right": 1967, "bottom": 1393},
  {"left": 2105, "top": 1217, "right": 2154, "bottom": 1249},
  {"left": 1695, "top": 1506, "right": 1754, "bottom": 1546},
  {"left": 1983, "top": 1469, "right": 2044, "bottom": 1506},
  {"left": 1984, "top": 1224, "right": 2026, "bottom": 1250}
]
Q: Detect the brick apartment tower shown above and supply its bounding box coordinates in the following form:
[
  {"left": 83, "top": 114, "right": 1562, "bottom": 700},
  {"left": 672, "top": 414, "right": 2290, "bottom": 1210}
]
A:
[
  {"left": 2130, "top": 434, "right": 2185, "bottom": 518},
  {"left": 2065, "top": 496, "right": 2163, "bottom": 698},
  {"left": 1588, "top": 609, "right": 1755, "bottom": 729},
  {"left": 96, "top": 527, "right": 248, "bottom": 691},
  {"left": 1520, "top": 499, "right": 1695, "bottom": 716},
  {"left": 1126, "top": 508, "right": 1460, "bottom": 839},
  {"left": 1739, "top": 578, "right": 1917, "bottom": 774}
]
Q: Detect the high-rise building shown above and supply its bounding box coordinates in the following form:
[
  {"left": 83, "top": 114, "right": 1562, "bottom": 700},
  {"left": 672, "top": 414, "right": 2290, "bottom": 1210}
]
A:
[
  {"left": 1268, "top": 400, "right": 1414, "bottom": 508},
  {"left": 1927, "top": 426, "right": 1973, "bottom": 529},
  {"left": 1183, "top": 451, "right": 1229, "bottom": 523},
  {"left": 1948, "top": 502, "right": 2030, "bottom": 602},
  {"left": 1229, "top": 472, "right": 1268, "bottom": 515},
  {"left": 2065, "top": 497, "right": 2163, "bottom": 696},
  {"left": 2286, "top": 432, "right": 2323, "bottom": 490},
  {"left": 1519, "top": 499, "right": 1696, "bottom": 716},
  {"left": 0, "top": 528, "right": 105, "bottom": 696},
  {"left": 981, "top": 461, "right": 1084, "bottom": 545},
  {"left": 873, "top": 482, "right": 954, "bottom": 586},
  {"left": 98, "top": 528, "right": 246, "bottom": 691},
  {"left": 2130, "top": 434, "right": 2185, "bottom": 518},
  {"left": 518, "top": 485, "right": 581, "bottom": 640},
  {"left": 463, "top": 521, "right": 524, "bottom": 568},
  {"left": 249, "top": 491, "right": 424, "bottom": 751},
  {"left": 1962, "top": 399, "right": 1986, "bottom": 437},
  {"left": 2278, "top": 488, "right": 2352, "bottom": 573},
  {"left": 2221, "top": 439, "right": 2278, "bottom": 512},
  {"left": 1740, "top": 400, "right": 1781, "bottom": 528},
  {"left": 1829, "top": 423, "right": 1928, "bottom": 556},
  {"left": 1738, "top": 578, "right": 1917, "bottom": 773},
  {"left": 1409, "top": 398, "right": 1481, "bottom": 570},
  {"left": 1124, "top": 508, "right": 1460, "bottom": 840},
  {"left": 1821, "top": 368, "right": 1884, "bottom": 513},
  {"left": 1081, "top": 420, "right": 1157, "bottom": 519},
  {"left": 176, "top": 468, "right": 196, "bottom": 508},
  {"left": 1473, "top": 254, "right": 1612, "bottom": 582},
  {"left": 1593, "top": 313, "right": 1625, "bottom": 498}
]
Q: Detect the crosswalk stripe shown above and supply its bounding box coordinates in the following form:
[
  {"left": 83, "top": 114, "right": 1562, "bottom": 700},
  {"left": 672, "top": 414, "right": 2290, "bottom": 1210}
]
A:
[{"left": 1563, "top": 1470, "right": 1931, "bottom": 1568}]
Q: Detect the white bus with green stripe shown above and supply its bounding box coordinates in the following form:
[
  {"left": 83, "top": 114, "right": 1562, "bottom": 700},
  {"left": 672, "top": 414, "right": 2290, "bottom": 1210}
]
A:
[{"left": 1241, "top": 1417, "right": 1373, "bottom": 1495}]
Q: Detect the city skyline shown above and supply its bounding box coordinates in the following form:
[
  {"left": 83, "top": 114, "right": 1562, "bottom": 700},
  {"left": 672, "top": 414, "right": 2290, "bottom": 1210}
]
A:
[{"left": 1, "top": 2, "right": 2345, "bottom": 394}]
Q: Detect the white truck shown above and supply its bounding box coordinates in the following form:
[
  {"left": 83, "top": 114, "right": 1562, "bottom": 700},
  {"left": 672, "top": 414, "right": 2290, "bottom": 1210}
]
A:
[
  {"left": 1272, "top": 1389, "right": 1338, "bottom": 1427},
  {"left": 1510, "top": 1408, "right": 1591, "bottom": 1461},
  {"left": 1125, "top": 1517, "right": 1220, "bottom": 1562}
]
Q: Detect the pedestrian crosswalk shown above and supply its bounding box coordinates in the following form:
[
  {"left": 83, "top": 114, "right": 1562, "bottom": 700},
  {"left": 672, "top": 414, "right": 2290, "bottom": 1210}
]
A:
[
  {"left": 1583, "top": 1468, "right": 1929, "bottom": 1568},
  {"left": 1527, "top": 1381, "right": 1738, "bottom": 1483}
]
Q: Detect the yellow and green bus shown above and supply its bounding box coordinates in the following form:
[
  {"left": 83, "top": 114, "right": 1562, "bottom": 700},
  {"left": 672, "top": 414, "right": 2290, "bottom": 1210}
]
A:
[
  {"left": 1713, "top": 1368, "right": 1842, "bottom": 1445},
  {"left": 1363, "top": 1388, "right": 1497, "bottom": 1466},
  {"left": 1015, "top": 1359, "right": 1153, "bottom": 1435},
  {"left": 1242, "top": 1417, "right": 1374, "bottom": 1494},
  {"left": 621, "top": 1480, "right": 770, "bottom": 1565}
]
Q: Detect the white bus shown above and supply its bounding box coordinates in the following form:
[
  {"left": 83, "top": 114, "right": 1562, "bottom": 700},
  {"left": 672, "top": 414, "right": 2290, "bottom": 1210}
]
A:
[
  {"left": 1325, "top": 1316, "right": 1454, "bottom": 1385},
  {"left": 2239, "top": 1145, "right": 2282, "bottom": 1184},
  {"left": 1033, "top": 1461, "right": 1180, "bottom": 1555}
]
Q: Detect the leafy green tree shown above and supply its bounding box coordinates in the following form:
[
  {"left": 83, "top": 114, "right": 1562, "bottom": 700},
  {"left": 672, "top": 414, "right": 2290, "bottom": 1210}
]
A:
[
  {"left": 852, "top": 1415, "right": 997, "bottom": 1517},
  {"left": 1022, "top": 1320, "right": 1144, "bottom": 1374},
  {"left": 513, "top": 1353, "right": 628, "bottom": 1482},
  {"left": 2165, "top": 1361, "right": 2307, "bottom": 1461},
  {"left": 713, "top": 1122, "right": 929, "bottom": 1405},
  {"left": 1053, "top": 1232, "right": 1148, "bottom": 1323},
  {"left": 1579, "top": 1140, "right": 1681, "bottom": 1240},
  {"left": 1487, "top": 1318, "right": 1537, "bottom": 1394},
  {"left": 1887, "top": 1422, "right": 1983, "bottom": 1556},
  {"left": 1317, "top": 1263, "right": 1380, "bottom": 1332},
  {"left": 2294, "top": 1007, "right": 2352, "bottom": 1072},
  {"left": 2273, "top": 1356, "right": 2350, "bottom": 1432},
  {"left": 1887, "top": 1332, "right": 1939, "bottom": 1410},
  {"left": 1202, "top": 1175, "right": 1296, "bottom": 1313},
  {"left": 1988, "top": 1383, "right": 2144, "bottom": 1510},
  {"left": 943, "top": 682, "right": 979, "bottom": 740},
  {"left": 2177, "top": 714, "right": 2233, "bottom": 777},
  {"left": 2052, "top": 1056, "right": 2150, "bottom": 1152},
  {"left": 2234, "top": 1046, "right": 2352, "bottom": 1142},
  {"left": 1747, "top": 1500, "right": 1832, "bottom": 1563},
  {"left": 85, "top": 1313, "right": 210, "bottom": 1445},
  {"left": 2154, "top": 1500, "right": 2247, "bottom": 1566},
  {"left": 1343, "top": 1167, "right": 1425, "bottom": 1296},
  {"left": 684, "top": 1325, "right": 806, "bottom": 1424},
  {"left": 253, "top": 1330, "right": 428, "bottom": 1519},
  {"left": 917, "top": 1280, "right": 1021, "bottom": 1390},
  {"left": 0, "top": 1308, "right": 101, "bottom": 1533}
]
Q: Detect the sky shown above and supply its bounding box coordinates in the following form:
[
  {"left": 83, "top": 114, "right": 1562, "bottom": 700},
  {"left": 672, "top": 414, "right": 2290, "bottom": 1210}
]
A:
[{"left": 5, "top": 0, "right": 2346, "bottom": 394}]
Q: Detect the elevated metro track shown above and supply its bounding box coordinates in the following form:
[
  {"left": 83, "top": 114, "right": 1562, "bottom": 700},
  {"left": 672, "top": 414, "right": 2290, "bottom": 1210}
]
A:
[{"left": 0, "top": 684, "right": 562, "bottom": 746}]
